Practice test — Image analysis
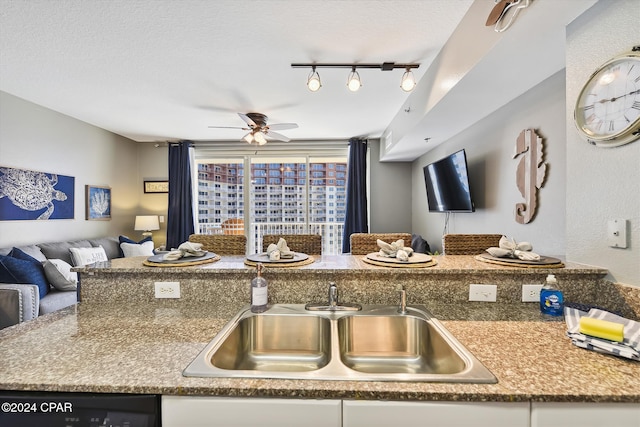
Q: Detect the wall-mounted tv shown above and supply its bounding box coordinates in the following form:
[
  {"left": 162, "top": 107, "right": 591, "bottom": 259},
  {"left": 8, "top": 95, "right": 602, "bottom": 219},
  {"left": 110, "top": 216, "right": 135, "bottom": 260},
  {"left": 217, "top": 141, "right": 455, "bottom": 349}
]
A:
[{"left": 423, "top": 149, "right": 475, "bottom": 213}]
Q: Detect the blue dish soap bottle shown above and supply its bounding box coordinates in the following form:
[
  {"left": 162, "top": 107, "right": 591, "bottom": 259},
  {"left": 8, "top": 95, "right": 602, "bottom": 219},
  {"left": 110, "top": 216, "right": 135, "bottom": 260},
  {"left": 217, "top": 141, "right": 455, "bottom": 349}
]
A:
[
  {"left": 540, "top": 274, "right": 563, "bottom": 316},
  {"left": 250, "top": 263, "right": 268, "bottom": 313}
]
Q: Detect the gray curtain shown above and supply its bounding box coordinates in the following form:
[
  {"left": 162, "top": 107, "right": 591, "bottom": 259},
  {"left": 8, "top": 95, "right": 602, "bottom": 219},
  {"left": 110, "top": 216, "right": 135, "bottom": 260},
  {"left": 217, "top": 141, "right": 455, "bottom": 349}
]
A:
[
  {"left": 166, "top": 141, "right": 194, "bottom": 249},
  {"left": 342, "top": 138, "right": 368, "bottom": 253}
]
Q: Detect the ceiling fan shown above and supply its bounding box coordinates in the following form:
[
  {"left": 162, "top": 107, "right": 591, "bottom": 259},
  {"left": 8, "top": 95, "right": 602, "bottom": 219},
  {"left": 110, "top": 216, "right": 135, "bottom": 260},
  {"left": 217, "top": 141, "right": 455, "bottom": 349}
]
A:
[{"left": 208, "top": 113, "right": 298, "bottom": 145}]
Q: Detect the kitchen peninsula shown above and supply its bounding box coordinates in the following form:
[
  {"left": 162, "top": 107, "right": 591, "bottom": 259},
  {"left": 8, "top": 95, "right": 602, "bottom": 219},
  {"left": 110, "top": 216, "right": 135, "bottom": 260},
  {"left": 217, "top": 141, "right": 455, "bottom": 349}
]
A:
[{"left": 1, "top": 255, "right": 638, "bottom": 426}]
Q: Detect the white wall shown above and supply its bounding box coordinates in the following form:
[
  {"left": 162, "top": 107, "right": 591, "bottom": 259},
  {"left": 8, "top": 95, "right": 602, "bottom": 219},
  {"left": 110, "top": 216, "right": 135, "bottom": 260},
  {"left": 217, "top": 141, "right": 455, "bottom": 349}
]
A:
[
  {"left": 411, "top": 70, "right": 567, "bottom": 256},
  {"left": 0, "top": 91, "right": 140, "bottom": 247},
  {"left": 565, "top": 0, "right": 640, "bottom": 286},
  {"left": 368, "top": 139, "right": 412, "bottom": 233}
]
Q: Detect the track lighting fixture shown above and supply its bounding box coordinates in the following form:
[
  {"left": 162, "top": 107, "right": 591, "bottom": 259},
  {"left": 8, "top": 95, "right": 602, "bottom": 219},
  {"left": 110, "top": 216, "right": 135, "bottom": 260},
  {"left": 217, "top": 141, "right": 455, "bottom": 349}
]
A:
[
  {"left": 307, "top": 66, "right": 321, "bottom": 92},
  {"left": 292, "top": 62, "right": 419, "bottom": 92},
  {"left": 400, "top": 68, "right": 416, "bottom": 92},
  {"left": 347, "top": 67, "right": 362, "bottom": 92}
]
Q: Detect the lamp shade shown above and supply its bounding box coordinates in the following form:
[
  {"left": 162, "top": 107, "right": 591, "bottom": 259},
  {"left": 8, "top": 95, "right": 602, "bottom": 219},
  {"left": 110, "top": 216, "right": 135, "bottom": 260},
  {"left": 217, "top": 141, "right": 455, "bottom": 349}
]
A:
[{"left": 134, "top": 215, "right": 160, "bottom": 231}]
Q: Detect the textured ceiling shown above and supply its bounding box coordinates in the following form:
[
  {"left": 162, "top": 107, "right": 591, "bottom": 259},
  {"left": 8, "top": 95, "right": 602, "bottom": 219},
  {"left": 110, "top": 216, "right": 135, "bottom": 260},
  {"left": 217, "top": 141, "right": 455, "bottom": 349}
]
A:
[{"left": 0, "top": 0, "right": 473, "bottom": 149}]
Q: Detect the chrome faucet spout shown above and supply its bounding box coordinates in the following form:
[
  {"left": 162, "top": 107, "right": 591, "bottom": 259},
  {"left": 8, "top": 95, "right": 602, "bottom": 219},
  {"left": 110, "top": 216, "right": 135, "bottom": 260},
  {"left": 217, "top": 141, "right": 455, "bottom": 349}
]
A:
[
  {"left": 328, "top": 282, "right": 338, "bottom": 307},
  {"left": 305, "top": 282, "right": 362, "bottom": 312}
]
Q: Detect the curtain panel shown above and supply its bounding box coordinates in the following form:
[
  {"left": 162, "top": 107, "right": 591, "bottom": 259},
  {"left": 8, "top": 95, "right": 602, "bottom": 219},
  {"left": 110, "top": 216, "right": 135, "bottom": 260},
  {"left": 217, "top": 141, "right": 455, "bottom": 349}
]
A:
[
  {"left": 166, "top": 141, "right": 195, "bottom": 249},
  {"left": 342, "top": 138, "right": 368, "bottom": 253}
]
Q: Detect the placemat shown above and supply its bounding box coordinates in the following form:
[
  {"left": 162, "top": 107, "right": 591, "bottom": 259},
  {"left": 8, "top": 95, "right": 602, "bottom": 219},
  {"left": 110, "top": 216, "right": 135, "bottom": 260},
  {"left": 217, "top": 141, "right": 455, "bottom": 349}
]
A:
[
  {"left": 244, "top": 254, "right": 315, "bottom": 268},
  {"left": 362, "top": 252, "right": 437, "bottom": 268},
  {"left": 143, "top": 252, "right": 220, "bottom": 267},
  {"left": 475, "top": 253, "right": 565, "bottom": 268}
]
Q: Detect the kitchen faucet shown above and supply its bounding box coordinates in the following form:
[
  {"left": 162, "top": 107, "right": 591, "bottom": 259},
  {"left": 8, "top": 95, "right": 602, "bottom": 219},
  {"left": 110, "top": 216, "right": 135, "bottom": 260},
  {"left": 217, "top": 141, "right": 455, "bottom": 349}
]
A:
[{"left": 305, "top": 282, "right": 362, "bottom": 311}]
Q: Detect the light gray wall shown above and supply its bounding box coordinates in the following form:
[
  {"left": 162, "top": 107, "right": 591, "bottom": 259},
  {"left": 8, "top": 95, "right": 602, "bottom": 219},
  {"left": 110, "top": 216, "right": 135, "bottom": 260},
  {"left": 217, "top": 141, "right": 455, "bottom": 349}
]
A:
[
  {"left": 411, "top": 70, "right": 567, "bottom": 256},
  {"left": 565, "top": 0, "right": 640, "bottom": 286},
  {"left": 0, "top": 91, "right": 140, "bottom": 247},
  {"left": 368, "top": 139, "right": 412, "bottom": 233}
]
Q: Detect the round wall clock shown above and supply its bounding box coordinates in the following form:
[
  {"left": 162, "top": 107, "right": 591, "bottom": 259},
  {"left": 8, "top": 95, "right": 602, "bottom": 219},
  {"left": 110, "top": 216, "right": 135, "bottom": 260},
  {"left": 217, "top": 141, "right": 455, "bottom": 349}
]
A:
[{"left": 574, "top": 46, "right": 640, "bottom": 148}]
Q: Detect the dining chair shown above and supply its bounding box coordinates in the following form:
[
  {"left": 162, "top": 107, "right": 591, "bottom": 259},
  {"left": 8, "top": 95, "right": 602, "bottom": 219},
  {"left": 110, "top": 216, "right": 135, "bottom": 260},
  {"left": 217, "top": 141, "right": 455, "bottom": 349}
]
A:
[
  {"left": 188, "top": 234, "right": 246, "bottom": 255},
  {"left": 262, "top": 234, "right": 322, "bottom": 255},
  {"left": 442, "top": 234, "right": 503, "bottom": 255},
  {"left": 349, "top": 233, "right": 412, "bottom": 255}
]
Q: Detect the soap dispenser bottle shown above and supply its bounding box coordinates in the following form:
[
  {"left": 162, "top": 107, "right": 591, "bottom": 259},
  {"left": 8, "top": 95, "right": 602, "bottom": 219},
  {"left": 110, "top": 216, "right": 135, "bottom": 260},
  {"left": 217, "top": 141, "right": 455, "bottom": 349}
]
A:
[
  {"left": 250, "top": 263, "right": 268, "bottom": 313},
  {"left": 540, "top": 274, "right": 564, "bottom": 316}
]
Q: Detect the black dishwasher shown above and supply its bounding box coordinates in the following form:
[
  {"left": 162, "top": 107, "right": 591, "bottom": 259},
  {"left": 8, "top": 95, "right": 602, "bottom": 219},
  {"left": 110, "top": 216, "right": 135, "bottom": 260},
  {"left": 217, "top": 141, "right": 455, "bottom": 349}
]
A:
[{"left": 0, "top": 391, "right": 159, "bottom": 427}]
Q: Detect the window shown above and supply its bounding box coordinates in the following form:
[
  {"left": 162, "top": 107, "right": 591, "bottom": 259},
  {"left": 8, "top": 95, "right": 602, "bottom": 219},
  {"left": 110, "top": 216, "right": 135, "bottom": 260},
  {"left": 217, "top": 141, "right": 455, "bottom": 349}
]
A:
[{"left": 195, "top": 151, "right": 347, "bottom": 254}]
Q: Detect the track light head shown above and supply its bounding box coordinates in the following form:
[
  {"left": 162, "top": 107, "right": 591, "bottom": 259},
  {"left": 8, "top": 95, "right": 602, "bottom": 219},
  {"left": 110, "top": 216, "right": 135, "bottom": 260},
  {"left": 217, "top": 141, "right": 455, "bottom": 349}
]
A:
[
  {"left": 400, "top": 68, "right": 416, "bottom": 92},
  {"left": 347, "top": 67, "right": 362, "bottom": 92},
  {"left": 307, "top": 66, "right": 321, "bottom": 92}
]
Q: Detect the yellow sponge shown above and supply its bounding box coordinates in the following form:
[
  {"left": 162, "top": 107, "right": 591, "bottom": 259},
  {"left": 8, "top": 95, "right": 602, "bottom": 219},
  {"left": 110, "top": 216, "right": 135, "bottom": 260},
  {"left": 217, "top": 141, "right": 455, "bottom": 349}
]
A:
[{"left": 579, "top": 317, "right": 625, "bottom": 342}]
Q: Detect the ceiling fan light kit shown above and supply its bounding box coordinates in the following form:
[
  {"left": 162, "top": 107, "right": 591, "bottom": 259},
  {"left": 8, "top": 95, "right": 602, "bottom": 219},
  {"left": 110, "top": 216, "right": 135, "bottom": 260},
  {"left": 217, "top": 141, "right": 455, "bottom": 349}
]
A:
[
  {"left": 292, "top": 62, "right": 419, "bottom": 93},
  {"left": 209, "top": 112, "right": 299, "bottom": 145}
]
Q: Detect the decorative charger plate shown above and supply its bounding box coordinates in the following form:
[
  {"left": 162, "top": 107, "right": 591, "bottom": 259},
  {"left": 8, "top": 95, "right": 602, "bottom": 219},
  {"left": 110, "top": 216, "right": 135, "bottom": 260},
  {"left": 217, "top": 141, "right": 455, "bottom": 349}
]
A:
[
  {"left": 475, "top": 253, "right": 564, "bottom": 268},
  {"left": 245, "top": 252, "right": 309, "bottom": 264},
  {"left": 244, "top": 252, "right": 314, "bottom": 268},
  {"left": 362, "top": 252, "right": 437, "bottom": 268},
  {"left": 143, "top": 251, "right": 220, "bottom": 267}
]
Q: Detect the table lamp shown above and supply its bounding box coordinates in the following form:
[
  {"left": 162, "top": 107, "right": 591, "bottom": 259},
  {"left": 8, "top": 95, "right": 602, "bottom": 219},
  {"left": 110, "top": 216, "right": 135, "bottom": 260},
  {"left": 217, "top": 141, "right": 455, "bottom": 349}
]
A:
[{"left": 134, "top": 215, "right": 160, "bottom": 239}]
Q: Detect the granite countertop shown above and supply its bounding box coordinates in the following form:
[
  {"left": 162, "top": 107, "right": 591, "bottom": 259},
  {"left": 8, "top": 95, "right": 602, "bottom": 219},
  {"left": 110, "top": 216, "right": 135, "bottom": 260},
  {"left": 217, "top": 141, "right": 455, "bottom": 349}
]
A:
[
  {"left": 74, "top": 254, "right": 609, "bottom": 276},
  {"left": 1, "top": 301, "right": 638, "bottom": 403}
]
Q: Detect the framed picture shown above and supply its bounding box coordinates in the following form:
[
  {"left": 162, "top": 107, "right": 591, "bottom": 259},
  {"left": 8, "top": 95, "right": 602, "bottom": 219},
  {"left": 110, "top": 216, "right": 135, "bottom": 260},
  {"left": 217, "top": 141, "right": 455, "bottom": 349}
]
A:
[
  {"left": 0, "top": 166, "right": 74, "bottom": 220},
  {"left": 85, "top": 185, "right": 111, "bottom": 220},
  {"left": 144, "top": 180, "right": 169, "bottom": 193}
]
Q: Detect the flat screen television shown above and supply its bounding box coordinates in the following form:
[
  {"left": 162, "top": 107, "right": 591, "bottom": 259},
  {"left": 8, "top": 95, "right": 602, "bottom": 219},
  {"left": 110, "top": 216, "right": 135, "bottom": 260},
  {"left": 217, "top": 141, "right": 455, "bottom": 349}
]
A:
[{"left": 423, "top": 149, "right": 475, "bottom": 212}]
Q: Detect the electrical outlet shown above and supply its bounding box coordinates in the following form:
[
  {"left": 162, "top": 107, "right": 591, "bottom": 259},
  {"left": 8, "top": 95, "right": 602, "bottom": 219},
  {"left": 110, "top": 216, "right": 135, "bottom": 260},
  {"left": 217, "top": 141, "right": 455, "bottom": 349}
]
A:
[
  {"left": 522, "top": 284, "right": 543, "bottom": 302},
  {"left": 469, "top": 284, "right": 497, "bottom": 302},
  {"left": 154, "top": 281, "right": 180, "bottom": 298}
]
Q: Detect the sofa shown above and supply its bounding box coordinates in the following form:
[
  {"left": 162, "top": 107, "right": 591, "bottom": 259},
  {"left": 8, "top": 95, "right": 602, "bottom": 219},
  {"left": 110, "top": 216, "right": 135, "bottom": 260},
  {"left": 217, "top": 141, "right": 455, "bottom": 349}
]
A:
[{"left": 0, "top": 236, "right": 124, "bottom": 329}]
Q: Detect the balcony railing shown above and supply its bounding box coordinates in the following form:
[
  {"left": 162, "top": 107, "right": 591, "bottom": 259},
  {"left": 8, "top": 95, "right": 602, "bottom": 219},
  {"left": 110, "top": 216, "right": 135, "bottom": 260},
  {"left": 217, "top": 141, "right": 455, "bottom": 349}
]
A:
[{"left": 197, "top": 222, "right": 345, "bottom": 255}]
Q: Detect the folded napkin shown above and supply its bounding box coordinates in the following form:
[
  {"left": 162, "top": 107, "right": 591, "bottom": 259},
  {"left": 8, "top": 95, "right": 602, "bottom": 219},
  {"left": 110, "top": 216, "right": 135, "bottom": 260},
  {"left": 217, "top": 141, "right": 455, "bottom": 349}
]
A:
[
  {"left": 163, "top": 241, "right": 206, "bottom": 261},
  {"left": 485, "top": 236, "right": 540, "bottom": 261},
  {"left": 266, "top": 238, "right": 294, "bottom": 260},
  {"left": 377, "top": 239, "right": 414, "bottom": 261},
  {"left": 565, "top": 306, "right": 640, "bottom": 361}
]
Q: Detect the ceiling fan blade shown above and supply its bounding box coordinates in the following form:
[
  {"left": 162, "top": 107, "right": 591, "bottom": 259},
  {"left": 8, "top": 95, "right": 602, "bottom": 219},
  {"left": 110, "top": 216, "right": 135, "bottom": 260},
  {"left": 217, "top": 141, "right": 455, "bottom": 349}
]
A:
[
  {"left": 267, "top": 123, "right": 298, "bottom": 131},
  {"left": 238, "top": 113, "right": 258, "bottom": 128},
  {"left": 265, "top": 130, "right": 291, "bottom": 142},
  {"left": 208, "top": 125, "right": 248, "bottom": 129}
]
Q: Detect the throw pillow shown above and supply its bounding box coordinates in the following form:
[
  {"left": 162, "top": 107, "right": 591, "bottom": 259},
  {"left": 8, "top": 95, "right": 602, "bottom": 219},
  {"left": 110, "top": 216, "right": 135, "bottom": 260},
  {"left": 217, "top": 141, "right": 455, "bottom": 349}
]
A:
[
  {"left": 0, "top": 253, "right": 50, "bottom": 298},
  {"left": 120, "top": 241, "right": 155, "bottom": 257},
  {"left": 43, "top": 259, "right": 78, "bottom": 291},
  {"left": 118, "top": 235, "right": 152, "bottom": 257},
  {"left": 69, "top": 246, "right": 108, "bottom": 266}
]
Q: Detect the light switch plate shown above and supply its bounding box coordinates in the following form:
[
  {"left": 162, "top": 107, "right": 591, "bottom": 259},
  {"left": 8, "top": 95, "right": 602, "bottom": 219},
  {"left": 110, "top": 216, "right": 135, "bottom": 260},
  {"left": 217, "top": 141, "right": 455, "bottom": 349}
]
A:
[
  {"left": 607, "top": 219, "right": 627, "bottom": 248},
  {"left": 469, "top": 284, "right": 497, "bottom": 302},
  {"left": 155, "top": 281, "right": 180, "bottom": 298}
]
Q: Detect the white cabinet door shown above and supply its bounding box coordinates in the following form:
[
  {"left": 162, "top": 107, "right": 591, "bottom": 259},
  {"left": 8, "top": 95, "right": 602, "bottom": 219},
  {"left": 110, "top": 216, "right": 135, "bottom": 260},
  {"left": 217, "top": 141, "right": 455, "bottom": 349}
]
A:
[
  {"left": 162, "top": 396, "right": 341, "bottom": 427},
  {"left": 531, "top": 402, "right": 640, "bottom": 427},
  {"left": 343, "top": 400, "right": 530, "bottom": 427}
]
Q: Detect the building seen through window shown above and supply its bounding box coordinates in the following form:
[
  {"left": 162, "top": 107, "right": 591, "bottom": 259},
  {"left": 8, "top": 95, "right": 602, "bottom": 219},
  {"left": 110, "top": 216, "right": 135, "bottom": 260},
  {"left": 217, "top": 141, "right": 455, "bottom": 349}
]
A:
[{"left": 196, "top": 157, "right": 347, "bottom": 254}]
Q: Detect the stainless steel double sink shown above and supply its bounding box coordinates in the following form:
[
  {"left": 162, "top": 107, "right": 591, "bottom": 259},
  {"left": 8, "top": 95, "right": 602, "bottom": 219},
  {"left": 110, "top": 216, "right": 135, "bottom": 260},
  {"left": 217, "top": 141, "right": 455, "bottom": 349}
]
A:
[{"left": 183, "top": 304, "right": 496, "bottom": 383}]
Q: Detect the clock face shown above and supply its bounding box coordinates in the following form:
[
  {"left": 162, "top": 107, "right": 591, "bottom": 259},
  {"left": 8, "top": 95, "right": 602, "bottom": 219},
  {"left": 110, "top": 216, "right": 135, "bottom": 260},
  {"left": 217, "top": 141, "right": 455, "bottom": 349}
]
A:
[{"left": 574, "top": 53, "right": 640, "bottom": 147}]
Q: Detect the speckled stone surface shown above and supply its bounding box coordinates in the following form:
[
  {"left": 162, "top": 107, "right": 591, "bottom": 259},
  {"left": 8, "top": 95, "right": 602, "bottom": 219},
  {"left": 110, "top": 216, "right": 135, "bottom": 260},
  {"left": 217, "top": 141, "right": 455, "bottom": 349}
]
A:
[
  {"left": 0, "top": 302, "right": 638, "bottom": 402},
  {"left": 1, "top": 255, "right": 638, "bottom": 403}
]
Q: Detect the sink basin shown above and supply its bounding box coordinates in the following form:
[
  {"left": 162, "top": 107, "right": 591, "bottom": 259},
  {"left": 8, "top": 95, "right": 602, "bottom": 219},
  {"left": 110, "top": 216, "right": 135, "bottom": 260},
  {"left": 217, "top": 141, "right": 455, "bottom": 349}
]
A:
[
  {"left": 338, "top": 315, "right": 466, "bottom": 375},
  {"left": 211, "top": 314, "right": 331, "bottom": 372},
  {"left": 183, "top": 304, "right": 496, "bottom": 383}
]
